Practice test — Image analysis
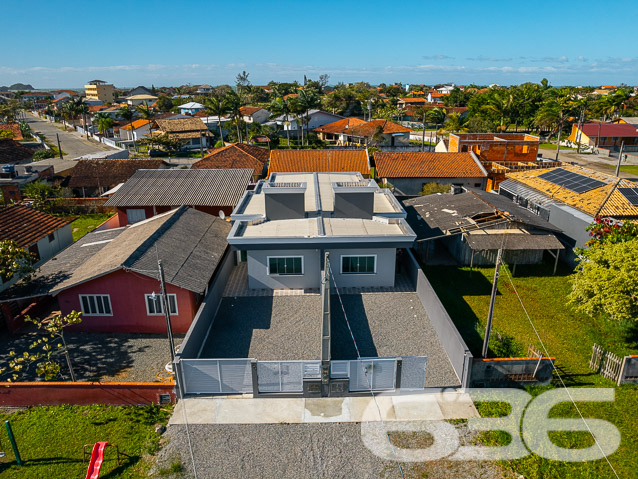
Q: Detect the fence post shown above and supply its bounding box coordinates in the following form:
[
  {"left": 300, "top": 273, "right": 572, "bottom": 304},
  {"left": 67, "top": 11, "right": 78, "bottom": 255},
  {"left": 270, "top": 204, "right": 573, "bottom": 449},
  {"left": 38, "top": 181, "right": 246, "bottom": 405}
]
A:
[
  {"left": 395, "top": 357, "right": 402, "bottom": 390},
  {"left": 251, "top": 360, "right": 259, "bottom": 397}
]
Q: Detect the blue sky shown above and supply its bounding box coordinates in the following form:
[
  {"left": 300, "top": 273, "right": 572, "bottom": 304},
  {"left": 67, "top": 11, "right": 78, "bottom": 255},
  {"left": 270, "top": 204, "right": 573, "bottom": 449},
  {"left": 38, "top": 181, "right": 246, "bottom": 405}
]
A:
[{"left": 2, "top": 0, "right": 637, "bottom": 88}]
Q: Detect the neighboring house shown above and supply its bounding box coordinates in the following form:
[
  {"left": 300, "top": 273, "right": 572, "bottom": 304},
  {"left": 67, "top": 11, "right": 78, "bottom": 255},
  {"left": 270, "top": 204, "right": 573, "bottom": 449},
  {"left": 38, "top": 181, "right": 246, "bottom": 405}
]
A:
[
  {"left": 128, "top": 86, "right": 154, "bottom": 97},
  {"left": 269, "top": 109, "right": 342, "bottom": 133},
  {"left": 240, "top": 106, "right": 270, "bottom": 124},
  {"left": 65, "top": 158, "right": 166, "bottom": 197},
  {"left": 0, "top": 123, "right": 24, "bottom": 141},
  {"left": 0, "top": 164, "right": 54, "bottom": 205},
  {"left": 1, "top": 207, "right": 231, "bottom": 334},
  {"left": 426, "top": 91, "right": 446, "bottom": 104},
  {"left": 191, "top": 144, "right": 269, "bottom": 182},
  {"left": 345, "top": 119, "right": 411, "bottom": 146},
  {"left": 119, "top": 119, "right": 151, "bottom": 141},
  {"left": 51, "top": 95, "right": 73, "bottom": 110},
  {"left": 196, "top": 84, "right": 213, "bottom": 94},
  {"left": 178, "top": 102, "right": 205, "bottom": 115},
  {"left": 268, "top": 149, "right": 371, "bottom": 177},
  {"left": 397, "top": 97, "right": 428, "bottom": 109},
  {"left": 566, "top": 123, "right": 638, "bottom": 148},
  {"left": 404, "top": 189, "right": 563, "bottom": 268},
  {"left": 498, "top": 165, "right": 638, "bottom": 261},
  {"left": 612, "top": 117, "right": 638, "bottom": 131},
  {"left": 84, "top": 80, "right": 115, "bottom": 102},
  {"left": 228, "top": 172, "right": 416, "bottom": 289},
  {"left": 152, "top": 117, "right": 212, "bottom": 149},
  {"left": 126, "top": 94, "right": 158, "bottom": 107},
  {"left": 104, "top": 168, "right": 253, "bottom": 226},
  {"left": 0, "top": 138, "right": 33, "bottom": 164},
  {"left": 313, "top": 117, "right": 368, "bottom": 145},
  {"left": 374, "top": 152, "right": 488, "bottom": 195}
]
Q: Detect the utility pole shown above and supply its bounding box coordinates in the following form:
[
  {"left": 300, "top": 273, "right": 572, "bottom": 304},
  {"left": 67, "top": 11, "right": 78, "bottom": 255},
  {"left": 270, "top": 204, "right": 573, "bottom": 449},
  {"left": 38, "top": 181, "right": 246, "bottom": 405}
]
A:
[
  {"left": 575, "top": 107, "right": 585, "bottom": 154},
  {"left": 56, "top": 133, "right": 63, "bottom": 159},
  {"left": 615, "top": 141, "right": 625, "bottom": 177},
  {"left": 482, "top": 248, "right": 503, "bottom": 358},
  {"left": 421, "top": 112, "right": 426, "bottom": 152},
  {"left": 158, "top": 260, "right": 177, "bottom": 373}
]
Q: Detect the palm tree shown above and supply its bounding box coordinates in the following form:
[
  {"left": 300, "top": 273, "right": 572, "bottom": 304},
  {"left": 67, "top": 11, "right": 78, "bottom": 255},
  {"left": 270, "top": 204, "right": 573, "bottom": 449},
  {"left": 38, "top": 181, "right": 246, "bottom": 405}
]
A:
[
  {"left": 269, "top": 97, "right": 293, "bottom": 146},
  {"left": 93, "top": 112, "right": 114, "bottom": 139},
  {"left": 288, "top": 96, "right": 304, "bottom": 146},
  {"left": 118, "top": 105, "right": 137, "bottom": 149},
  {"left": 482, "top": 90, "right": 513, "bottom": 131},
  {"left": 224, "top": 90, "right": 244, "bottom": 143},
  {"left": 444, "top": 113, "right": 468, "bottom": 133},
  {"left": 202, "top": 92, "right": 228, "bottom": 146},
  {"left": 60, "top": 102, "right": 75, "bottom": 130},
  {"left": 298, "top": 89, "right": 321, "bottom": 145},
  {"left": 534, "top": 92, "right": 575, "bottom": 160},
  {"left": 136, "top": 103, "right": 155, "bottom": 139},
  {"left": 411, "top": 105, "right": 430, "bottom": 151},
  {"left": 74, "top": 99, "right": 90, "bottom": 138}
]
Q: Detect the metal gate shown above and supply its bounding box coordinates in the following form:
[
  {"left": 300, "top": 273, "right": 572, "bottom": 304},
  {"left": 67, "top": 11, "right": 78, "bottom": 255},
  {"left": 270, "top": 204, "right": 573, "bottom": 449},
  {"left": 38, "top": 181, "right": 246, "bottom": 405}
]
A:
[
  {"left": 400, "top": 356, "right": 428, "bottom": 391},
  {"left": 180, "top": 359, "right": 253, "bottom": 395},
  {"left": 331, "top": 358, "right": 397, "bottom": 392},
  {"left": 257, "top": 361, "right": 321, "bottom": 393}
]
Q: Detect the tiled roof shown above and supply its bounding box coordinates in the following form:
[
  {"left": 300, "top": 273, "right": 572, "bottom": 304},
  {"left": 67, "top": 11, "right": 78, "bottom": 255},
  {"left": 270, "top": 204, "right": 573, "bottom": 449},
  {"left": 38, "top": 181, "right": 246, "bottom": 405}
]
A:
[
  {"left": 0, "top": 123, "right": 24, "bottom": 141},
  {"left": 0, "top": 205, "right": 73, "bottom": 248},
  {"left": 104, "top": 168, "right": 253, "bottom": 207},
  {"left": 121, "top": 119, "right": 150, "bottom": 131},
  {"left": 66, "top": 158, "right": 165, "bottom": 189},
  {"left": 240, "top": 106, "right": 262, "bottom": 116},
  {"left": 505, "top": 165, "right": 638, "bottom": 218},
  {"left": 313, "top": 117, "right": 367, "bottom": 135},
  {"left": 88, "top": 105, "right": 105, "bottom": 112},
  {"left": 154, "top": 117, "right": 208, "bottom": 133},
  {"left": 349, "top": 119, "right": 411, "bottom": 137},
  {"left": 374, "top": 152, "right": 487, "bottom": 178},
  {"left": 0, "top": 138, "right": 33, "bottom": 164},
  {"left": 192, "top": 144, "right": 268, "bottom": 175},
  {"left": 268, "top": 149, "right": 370, "bottom": 176},
  {"left": 399, "top": 98, "right": 427, "bottom": 103},
  {"left": 580, "top": 123, "right": 638, "bottom": 138}
]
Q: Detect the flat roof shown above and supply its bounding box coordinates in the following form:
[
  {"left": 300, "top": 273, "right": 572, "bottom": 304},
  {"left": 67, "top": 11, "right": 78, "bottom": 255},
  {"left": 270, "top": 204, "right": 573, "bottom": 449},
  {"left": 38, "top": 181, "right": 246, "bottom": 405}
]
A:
[{"left": 199, "top": 296, "right": 322, "bottom": 360}]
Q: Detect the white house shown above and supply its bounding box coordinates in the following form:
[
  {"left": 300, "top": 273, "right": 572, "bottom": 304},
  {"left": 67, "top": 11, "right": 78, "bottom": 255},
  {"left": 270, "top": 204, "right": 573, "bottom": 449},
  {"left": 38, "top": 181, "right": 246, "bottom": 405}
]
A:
[
  {"left": 119, "top": 119, "right": 152, "bottom": 141},
  {"left": 126, "top": 94, "right": 158, "bottom": 107},
  {"left": 179, "top": 102, "right": 205, "bottom": 115},
  {"left": 240, "top": 106, "right": 271, "bottom": 124},
  {"left": 269, "top": 109, "right": 342, "bottom": 133}
]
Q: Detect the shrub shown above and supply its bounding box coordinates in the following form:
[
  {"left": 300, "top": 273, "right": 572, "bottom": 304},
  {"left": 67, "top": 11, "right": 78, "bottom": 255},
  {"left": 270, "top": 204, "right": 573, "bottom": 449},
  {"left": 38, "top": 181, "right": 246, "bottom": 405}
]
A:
[
  {"left": 33, "top": 149, "right": 56, "bottom": 160},
  {"left": 420, "top": 182, "right": 450, "bottom": 196},
  {"left": 490, "top": 330, "right": 525, "bottom": 358}
]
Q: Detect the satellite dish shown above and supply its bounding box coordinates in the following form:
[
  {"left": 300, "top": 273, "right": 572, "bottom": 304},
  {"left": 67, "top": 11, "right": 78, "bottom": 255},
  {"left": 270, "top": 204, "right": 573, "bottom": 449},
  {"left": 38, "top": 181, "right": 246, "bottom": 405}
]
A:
[{"left": 219, "top": 210, "right": 226, "bottom": 220}]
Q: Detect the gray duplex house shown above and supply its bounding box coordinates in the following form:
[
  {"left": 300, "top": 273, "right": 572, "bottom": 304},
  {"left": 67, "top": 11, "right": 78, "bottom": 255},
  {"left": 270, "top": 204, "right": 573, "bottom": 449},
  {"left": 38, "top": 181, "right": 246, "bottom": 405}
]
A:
[{"left": 227, "top": 172, "right": 416, "bottom": 289}]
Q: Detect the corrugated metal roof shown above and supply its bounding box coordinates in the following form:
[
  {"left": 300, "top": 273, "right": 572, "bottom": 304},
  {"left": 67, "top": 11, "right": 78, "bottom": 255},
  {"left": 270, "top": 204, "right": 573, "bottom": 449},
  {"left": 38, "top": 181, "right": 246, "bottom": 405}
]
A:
[{"left": 104, "top": 168, "right": 252, "bottom": 207}]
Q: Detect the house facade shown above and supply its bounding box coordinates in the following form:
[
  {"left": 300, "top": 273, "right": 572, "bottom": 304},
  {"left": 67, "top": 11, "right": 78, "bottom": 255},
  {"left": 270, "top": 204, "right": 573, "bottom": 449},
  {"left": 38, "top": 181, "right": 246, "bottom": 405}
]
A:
[
  {"left": 374, "top": 151, "right": 488, "bottom": 195},
  {"left": 178, "top": 102, "right": 205, "bottom": 115},
  {"left": 119, "top": 119, "right": 151, "bottom": 141},
  {"left": 84, "top": 80, "right": 115, "bottom": 102},
  {"left": 240, "top": 106, "right": 270, "bottom": 124},
  {"left": 228, "top": 172, "right": 416, "bottom": 289},
  {"left": 153, "top": 117, "right": 212, "bottom": 150},
  {"left": 567, "top": 123, "right": 638, "bottom": 148}
]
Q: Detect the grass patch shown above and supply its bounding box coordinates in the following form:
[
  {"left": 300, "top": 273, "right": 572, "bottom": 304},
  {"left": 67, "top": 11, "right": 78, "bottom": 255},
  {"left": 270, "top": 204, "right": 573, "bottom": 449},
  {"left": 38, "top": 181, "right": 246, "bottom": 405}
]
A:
[
  {"left": 0, "top": 404, "right": 172, "bottom": 478},
  {"left": 539, "top": 143, "right": 576, "bottom": 151},
  {"left": 70, "top": 214, "right": 114, "bottom": 241},
  {"left": 602, "top": 164, "right": 638, "bottom": 176},
  {"left": 424, "top": 262, "right": 638, "bottom": 478}
]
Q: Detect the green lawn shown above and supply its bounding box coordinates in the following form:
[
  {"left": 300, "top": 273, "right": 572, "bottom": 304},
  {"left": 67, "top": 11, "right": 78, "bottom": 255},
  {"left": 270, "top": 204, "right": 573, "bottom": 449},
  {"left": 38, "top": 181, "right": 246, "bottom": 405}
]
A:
[
  {"left": 539, "top": 143, "right": 576, "bottom": 151},
  {"left": 603, "top": 164, "right": 638, "bottom": 176},
  {"left": 0, "top": 404, "right": 172, "bottom": 478},
  {"left": 70, "top": 214, "right": 114, "bottom": 241},
  {"left": 425, "top": 262, "right": 638, "bottom": 478}
]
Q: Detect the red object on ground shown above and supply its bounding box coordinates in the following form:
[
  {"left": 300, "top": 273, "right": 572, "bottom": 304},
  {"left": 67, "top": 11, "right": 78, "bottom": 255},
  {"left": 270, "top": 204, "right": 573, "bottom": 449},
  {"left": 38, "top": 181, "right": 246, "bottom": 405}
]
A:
[{"left": 85, "top": 442, "right": 108, "bottom": 479}]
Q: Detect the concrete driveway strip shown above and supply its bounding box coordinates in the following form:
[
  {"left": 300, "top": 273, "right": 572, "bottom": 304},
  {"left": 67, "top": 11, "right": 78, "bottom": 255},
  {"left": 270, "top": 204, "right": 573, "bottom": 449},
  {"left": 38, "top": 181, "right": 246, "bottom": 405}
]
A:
[{"left": 169, "top": 393, "right": 478, "bottom": 425}]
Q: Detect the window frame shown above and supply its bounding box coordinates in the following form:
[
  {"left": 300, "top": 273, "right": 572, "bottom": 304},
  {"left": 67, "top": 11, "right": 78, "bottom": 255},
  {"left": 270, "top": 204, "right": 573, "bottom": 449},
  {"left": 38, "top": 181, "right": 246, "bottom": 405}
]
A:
[
  {"left": 79, "top": 294, "right": 113, "bottom": 316},
  {"left": 144, "top": 293, "right": 178, "bottom": 316},
  {"left": 340, "top": 255, "right": 377, "bottom": 275},
  {"left": 266, "top": 256, "right": 304, "bottom": 276}
]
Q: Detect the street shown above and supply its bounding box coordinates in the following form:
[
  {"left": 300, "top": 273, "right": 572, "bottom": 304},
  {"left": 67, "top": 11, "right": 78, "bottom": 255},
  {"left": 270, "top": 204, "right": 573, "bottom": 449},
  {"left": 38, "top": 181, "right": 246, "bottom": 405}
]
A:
[{"left": 24, "top": 112, "right": 115, "bottom": 172}]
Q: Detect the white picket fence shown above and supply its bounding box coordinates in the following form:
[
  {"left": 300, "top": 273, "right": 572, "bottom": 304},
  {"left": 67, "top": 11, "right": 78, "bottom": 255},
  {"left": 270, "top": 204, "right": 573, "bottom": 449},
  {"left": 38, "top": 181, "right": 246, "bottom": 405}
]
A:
[{"left": 589, "top": 344, "right": 623, "bottom": 382}]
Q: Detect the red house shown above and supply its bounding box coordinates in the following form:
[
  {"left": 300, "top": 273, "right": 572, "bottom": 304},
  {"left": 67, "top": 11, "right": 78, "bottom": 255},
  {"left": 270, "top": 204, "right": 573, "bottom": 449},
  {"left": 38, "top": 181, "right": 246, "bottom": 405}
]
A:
[
  {"left": 2, "top": 206, "right": 231, "bottom": 334},
  {"left": 103, "top": 168, "right": 253, "bottom": 227}
]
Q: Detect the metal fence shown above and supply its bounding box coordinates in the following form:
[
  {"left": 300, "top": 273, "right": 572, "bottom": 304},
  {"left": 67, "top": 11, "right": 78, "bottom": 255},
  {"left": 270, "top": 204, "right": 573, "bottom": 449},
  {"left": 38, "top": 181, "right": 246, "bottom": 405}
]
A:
[
  {"left": 257, "top": 361, "right": 321, "bottom": 393},
  {"left": 400, "top": 356, "right": 428, "bottom": 391},
  {"left": 180, "top": 359, "right": 253, "bottom": 395},
  {"left": 331, "top": 358, "right": 398, "bottom": 392}
]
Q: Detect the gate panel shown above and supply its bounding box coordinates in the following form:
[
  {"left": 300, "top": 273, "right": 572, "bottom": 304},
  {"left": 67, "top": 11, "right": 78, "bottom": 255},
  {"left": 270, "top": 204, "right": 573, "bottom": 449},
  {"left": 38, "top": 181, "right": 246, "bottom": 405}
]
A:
[
  {"left": 349, "top": 358, "right": 397, "bottom": 392},
  {"left": 257, "top": 362, "right": 281, "bottom": 393},
  {"left": 180, "top": 359, "right": 252, "bottom": 395},
  {"left": 400, "top": 356, "right": 428, "bottom": 391}
]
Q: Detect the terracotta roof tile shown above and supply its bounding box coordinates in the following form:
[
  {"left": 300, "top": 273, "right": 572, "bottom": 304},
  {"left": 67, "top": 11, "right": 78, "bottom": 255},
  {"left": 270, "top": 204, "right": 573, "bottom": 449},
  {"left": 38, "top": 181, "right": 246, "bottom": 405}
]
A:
[
  {"left": 192, "top": 144, "right": 268, "bottom": 176},
  {"left": 0, "top": 205, "right": 73, "bottom": 248},
  {"left": 313, "top": 117, "right": 367, "bottom": 135},
  {"left": 374, "top": 152, "right": 487, "bottom": 178},
  {"left": 121, "top": 119, "right": 150, "bottom": 131},
  {"left": 66, "top": 158, "right": 165, "bottom": 189},
  {"left": 269, "top": 150, "right": 370, "bottom": 176},
  {"left": 0, "top": 138, "right": 32, "bottom": 163},
  {"left": 0, "top": 123, "right": 24, "bottom": 141},
  {"left": 240, "top": 106, "right": 263, "bottom": 116},
  {"left": 349, "top": 119, "right": 411, "bottom": 137}
]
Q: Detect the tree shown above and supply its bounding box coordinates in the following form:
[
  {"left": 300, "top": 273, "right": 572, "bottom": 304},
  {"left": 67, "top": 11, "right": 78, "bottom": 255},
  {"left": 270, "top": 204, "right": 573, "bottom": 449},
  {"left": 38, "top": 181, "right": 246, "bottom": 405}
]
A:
[
  {"left": 584, "top": 216, "right": 638, "bottom": 248},
  {"left": 236, "top": 71, "right": 251, "bottom": 102},
  {"left": 74, "top": 98, "right": 90, "bottom": 138},
  {"left": 202, "top": 92, "right": 229, "bottom": 146},
  {"left": 444, "top": 112, "right": 468, "bottom": 132},
  {"left": 93, "top": 112, "right": 114, "bottom": 138},
  {"left": 138, "top": 132, "right": 184, "bottom": 156},
  {"left": 156, "top": 95, "right": 174, "bottom": 112},
  {"left": 22, "top": 180, "right": 60, "bottom": 210},
  {"left": 269, "top": 96, "right": 293, "bottom": 145},
  {"left": 0, "top": 240, "right": 36, "bottom": 284},
  {"left": 420, "top": 182, "right": 451, "bottom": 195},
  {"left": 569, "top": 238, "right": 638, "bottom": 322},
  {"left": 298, "top": 88, "right": 321, "bottom": 145},
  {"left": 443, "top": 87, "right": 472, "bottom": 107},
  {"left": 224, "top": 89, "right": 244, "bottom": 143},
  {"left": 0, "top": 311, "right": 83, "bottom": 381},
  {"left": 482, "top": 89, "right": 513, "bottom": 131},
  {"left": 118, "top": 105, "right": 137, "bottom": 149},
  {"left": 136, "top": 103, "right": 155, "bottom": 137}
]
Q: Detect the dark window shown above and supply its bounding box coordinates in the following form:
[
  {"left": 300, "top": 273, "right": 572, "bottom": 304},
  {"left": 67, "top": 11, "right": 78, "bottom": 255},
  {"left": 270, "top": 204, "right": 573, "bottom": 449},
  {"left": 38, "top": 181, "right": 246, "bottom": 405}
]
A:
[
  {"left": 145, "top": 294, "right": 178, "bottom": 315},
  {"left": 48, "top": 233, "right": 55, "bottom": 242},
  {"left": 80, "top": 295, "right": 112, "bottom": 315},
  {"left": 341, "top": 256, "right": 376, "bottom": 274},
  {"left": 268, "top": 257, "right": 303, "bottom": 275}
]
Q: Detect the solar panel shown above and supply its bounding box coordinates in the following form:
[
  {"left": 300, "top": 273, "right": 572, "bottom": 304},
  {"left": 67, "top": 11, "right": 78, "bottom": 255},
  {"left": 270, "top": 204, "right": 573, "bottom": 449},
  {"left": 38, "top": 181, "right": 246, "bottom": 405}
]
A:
[
  {"left": 618, "top": 187, "right": 638, "bottom": 206},
  {"left": 538, "top": 168, "right": 606, "bottom": 193}
]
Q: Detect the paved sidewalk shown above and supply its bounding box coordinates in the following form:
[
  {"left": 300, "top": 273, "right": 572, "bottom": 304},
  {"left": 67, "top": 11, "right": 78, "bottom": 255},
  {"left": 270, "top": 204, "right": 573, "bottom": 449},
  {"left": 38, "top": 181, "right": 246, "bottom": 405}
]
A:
[{"left": 170, "top": 392, "right": 478, "bottom": 425}]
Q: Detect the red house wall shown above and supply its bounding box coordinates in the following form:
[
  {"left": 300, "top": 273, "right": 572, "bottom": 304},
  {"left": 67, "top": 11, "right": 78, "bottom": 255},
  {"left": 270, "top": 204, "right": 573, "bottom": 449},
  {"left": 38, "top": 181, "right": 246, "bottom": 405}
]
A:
[
  {"left": 116, "top": 205, "right": 233, "bottom": 226},
  {"left": 56, "top": 269, "right": 199, "bottom": 333}
]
